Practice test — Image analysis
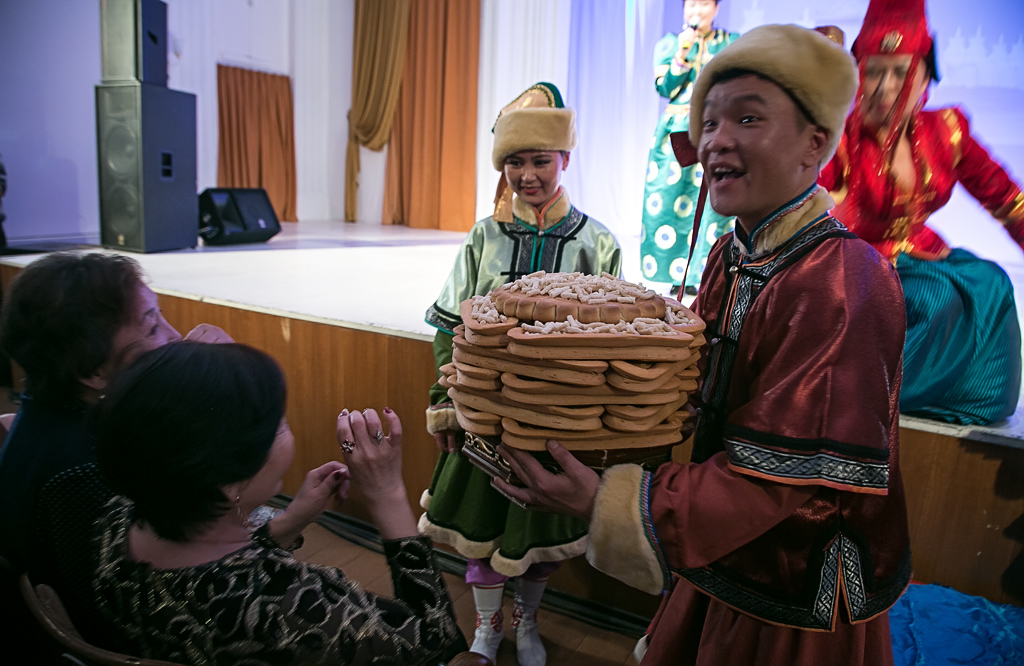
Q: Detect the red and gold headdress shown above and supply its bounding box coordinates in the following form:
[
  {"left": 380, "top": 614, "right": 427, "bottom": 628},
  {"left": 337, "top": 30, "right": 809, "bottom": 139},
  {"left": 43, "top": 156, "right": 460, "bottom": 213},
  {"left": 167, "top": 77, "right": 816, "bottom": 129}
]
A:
[
  {"left": 851, "top": 0, "right": 934, "bottom": 65},
  {"left": 850, "top": 0, "right": 938, "bottom": 162}
]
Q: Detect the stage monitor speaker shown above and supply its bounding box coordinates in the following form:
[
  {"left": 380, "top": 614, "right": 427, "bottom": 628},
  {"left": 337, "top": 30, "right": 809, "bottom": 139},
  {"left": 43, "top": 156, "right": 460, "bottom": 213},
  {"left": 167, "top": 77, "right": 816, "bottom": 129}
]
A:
[
  {"left": 198, "top": 188, "right": 281, "bottom": 246},
  {"left": 96, "top": 82, "right": 198, "bottom": 253},
  {"left": 100, "top": 0, "right": 168, "bottom": 85}
]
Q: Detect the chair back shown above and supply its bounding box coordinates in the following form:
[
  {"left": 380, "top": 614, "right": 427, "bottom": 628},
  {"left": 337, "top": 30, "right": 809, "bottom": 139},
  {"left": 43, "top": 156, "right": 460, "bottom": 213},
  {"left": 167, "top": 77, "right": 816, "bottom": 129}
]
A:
[{"left": 19, "top": 572, "right": 185, "bottom": 666}]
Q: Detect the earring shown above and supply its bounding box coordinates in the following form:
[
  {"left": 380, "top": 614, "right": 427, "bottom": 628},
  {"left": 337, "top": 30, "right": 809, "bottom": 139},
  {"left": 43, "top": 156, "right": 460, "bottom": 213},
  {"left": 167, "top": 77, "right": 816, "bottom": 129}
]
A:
[{"left": 234, "top": 495, "right": 252, "bottom": 529}]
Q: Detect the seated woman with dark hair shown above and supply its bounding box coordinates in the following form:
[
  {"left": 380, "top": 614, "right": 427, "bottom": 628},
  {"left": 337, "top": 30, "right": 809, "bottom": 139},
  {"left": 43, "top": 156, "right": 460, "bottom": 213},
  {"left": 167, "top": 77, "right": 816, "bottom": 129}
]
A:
[
  {"left": 91, "top": 341, "right": 467, "bottom": 665},
  {"left": 0, "top": 251, "right": 232, "bottom": 645}
]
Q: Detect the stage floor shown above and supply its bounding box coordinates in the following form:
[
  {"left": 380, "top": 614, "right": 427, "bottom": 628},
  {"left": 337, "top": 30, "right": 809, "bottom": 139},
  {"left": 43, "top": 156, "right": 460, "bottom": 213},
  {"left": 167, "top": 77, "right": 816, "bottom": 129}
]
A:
[{"left": 3, "top": 219, "right": 1024, "bottom": 448}]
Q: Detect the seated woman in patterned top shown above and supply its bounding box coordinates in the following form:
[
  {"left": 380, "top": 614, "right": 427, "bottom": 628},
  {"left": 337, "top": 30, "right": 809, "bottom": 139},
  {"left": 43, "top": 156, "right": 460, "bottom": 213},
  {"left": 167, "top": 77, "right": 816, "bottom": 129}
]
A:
[{"left": 91, "top": 341, "right": 467, "bottom": 665}]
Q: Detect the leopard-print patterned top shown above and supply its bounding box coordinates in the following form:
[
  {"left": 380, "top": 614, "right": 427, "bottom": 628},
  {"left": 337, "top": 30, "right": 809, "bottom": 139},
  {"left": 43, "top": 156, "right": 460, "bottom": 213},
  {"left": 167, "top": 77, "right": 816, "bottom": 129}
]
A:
[{"left": 93, "top": 497, "right": 467, "bottom": 665}]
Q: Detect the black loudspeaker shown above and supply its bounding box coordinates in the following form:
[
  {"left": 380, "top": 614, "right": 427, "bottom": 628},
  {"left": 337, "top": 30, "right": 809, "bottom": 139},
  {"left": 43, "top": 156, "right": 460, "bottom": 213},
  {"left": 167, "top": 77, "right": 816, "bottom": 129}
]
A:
[
  {"left": 100, "top": 0, "right": 168, "bottom": 86},
  {"left": 198, "top": 189, "right": 281, "bottom": 246},
  {"left": 96, "top": 83, "right": 198, "bottom": 253}
]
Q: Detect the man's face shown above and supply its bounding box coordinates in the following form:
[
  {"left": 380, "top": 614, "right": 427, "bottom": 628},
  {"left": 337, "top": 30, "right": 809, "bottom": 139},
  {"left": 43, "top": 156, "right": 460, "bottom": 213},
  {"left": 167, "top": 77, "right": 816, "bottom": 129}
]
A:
[
  {"left": 697, "top": 75, "right": 827, "bottom": 233},
  {"left": 503, "top": 150, "right": 569, "bottom": 209},
  {"left": 105, "top": 283, "right": 182, "bottom": 377}
]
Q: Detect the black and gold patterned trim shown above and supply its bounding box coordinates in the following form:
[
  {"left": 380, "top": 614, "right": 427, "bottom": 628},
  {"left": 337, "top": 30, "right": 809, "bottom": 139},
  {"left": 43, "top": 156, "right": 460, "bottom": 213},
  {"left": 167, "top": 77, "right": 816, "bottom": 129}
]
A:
[
  {"left": 498, "top": 207, "right": 589, "bottom": 281},
  {"left": 678, "top": 533, "right": 911, "bottom": 630},
  {"left": 723, "top": 426, "right": 890, "bottom": 492},
  {"left": 692, "top": 216, "right": 855, "bottom": 463},
  {"left": 425, "top": 303, "right": 462, "bottom": 334}
]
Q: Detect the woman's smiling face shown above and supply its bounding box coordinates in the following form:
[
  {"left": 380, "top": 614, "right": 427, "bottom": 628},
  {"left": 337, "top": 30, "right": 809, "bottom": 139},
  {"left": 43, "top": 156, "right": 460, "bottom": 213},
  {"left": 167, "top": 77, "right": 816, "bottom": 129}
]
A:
[{"left": 503, "top": 150, "right": 569, "bottom": 208}]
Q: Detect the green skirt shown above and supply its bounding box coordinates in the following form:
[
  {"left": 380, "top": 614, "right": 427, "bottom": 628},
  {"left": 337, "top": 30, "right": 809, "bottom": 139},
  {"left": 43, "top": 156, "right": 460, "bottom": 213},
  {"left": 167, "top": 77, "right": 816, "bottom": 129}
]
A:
[{"left": 419, "top": 449, "right": 589, "bottom": 577}]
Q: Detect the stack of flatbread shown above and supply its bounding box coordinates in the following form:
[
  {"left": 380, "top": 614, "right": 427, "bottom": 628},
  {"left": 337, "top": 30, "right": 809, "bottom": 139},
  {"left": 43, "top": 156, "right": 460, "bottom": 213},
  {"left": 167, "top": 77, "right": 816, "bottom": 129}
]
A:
[{"left": 439, "top": 272, "right": 705, "bottom": 457}]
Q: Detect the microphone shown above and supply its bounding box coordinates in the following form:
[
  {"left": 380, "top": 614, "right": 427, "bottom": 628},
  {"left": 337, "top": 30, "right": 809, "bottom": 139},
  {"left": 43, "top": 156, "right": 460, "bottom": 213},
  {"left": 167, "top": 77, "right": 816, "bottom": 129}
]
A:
[{"left": 688, "top": 17, "right": 701, "bottom": 30}]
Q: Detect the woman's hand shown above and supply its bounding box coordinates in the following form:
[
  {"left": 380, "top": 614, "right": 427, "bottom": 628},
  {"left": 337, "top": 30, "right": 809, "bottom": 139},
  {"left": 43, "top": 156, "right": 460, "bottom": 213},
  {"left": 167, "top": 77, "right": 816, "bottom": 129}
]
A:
[
  {"left": 679, "top": 26, "right": 698, "bottom": 47},
  {"left": 434, "top": 429, "right": 460, "bottom": 454},
  {"left": 269, "top": 461, "right": 349, "bottom": 548},
  {"left": 336, "top": 408, "right": 418, "bottom": 540},
  {"left": 184, "top": 323, "right": 234, "bottom": 344}
]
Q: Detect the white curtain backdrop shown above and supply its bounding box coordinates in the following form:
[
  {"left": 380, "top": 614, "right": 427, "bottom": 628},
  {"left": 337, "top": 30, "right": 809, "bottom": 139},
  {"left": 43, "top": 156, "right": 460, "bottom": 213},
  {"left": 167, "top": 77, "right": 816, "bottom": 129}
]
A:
[
  {"left": 290, "top": 0, "right": 332, "bottom": 221},
  {"left": 561, "top": 0, "right": 666, "bottom": 283},
  {"left": 165, "top": 0, "right": 220, "bottom": 193},
  {"left": 474, "top": 0, "right": 574, "bottom": 223}
]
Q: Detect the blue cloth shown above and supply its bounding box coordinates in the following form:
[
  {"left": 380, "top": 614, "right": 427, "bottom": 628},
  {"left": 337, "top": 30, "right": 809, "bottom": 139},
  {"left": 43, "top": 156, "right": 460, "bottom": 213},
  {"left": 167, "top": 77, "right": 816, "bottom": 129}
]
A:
[
  {"left": 896, "top": 249, "right": 1022, "bottom": 425},
  {"left": 890, "top": 584, "right": 1024, "bottom": 665}
]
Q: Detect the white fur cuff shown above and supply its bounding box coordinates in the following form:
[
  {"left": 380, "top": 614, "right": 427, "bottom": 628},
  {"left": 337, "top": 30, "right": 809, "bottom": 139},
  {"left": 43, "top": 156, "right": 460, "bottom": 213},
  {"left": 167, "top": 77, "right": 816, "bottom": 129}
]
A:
[
  {"left": 586, "top": 464, "right": 667, "bottom": 595},
  {"left": 425, "top": 403, "right": 460, "bottom": 435}
]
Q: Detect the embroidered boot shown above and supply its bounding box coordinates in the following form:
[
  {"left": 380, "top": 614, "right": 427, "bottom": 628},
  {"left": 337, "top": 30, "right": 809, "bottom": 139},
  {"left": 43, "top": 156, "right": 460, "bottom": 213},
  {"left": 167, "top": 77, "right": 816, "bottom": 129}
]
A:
[
  {"left": 513, "top": 577, "right": 547, "bottom": 666},
  {"left": 470, "top": 584, "right": 505, "bottom": 661}
]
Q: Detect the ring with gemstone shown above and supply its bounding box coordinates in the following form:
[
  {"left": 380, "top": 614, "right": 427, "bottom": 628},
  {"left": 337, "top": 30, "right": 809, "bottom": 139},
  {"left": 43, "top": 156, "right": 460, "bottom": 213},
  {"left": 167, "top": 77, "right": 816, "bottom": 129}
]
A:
[
  {"left": 373, "top": 429, "right": 384, "bottom": 444},
  {"left": 340, "top": 440, "right": 355, "bottom": 454}
]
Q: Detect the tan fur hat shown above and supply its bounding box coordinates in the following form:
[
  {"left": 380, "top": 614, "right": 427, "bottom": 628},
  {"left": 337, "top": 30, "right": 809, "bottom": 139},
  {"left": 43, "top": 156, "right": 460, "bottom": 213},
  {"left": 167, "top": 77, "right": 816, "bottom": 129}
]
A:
[
  {"left": 688, "top": 24, "right": 858, "bottom": 163},
  {"left": 491, "top": 83, "right": 578, "bottom": 171}
]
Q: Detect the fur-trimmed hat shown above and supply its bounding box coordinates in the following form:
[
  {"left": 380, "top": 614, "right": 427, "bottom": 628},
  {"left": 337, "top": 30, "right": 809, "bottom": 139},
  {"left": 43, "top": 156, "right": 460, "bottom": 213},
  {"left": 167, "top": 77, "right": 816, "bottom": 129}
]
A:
[
  {"left": 491, "top": 83, "right": 577, "bottom": 171},
  {"left": 688, "top": 24, "right": 858, "bottom": 164}
]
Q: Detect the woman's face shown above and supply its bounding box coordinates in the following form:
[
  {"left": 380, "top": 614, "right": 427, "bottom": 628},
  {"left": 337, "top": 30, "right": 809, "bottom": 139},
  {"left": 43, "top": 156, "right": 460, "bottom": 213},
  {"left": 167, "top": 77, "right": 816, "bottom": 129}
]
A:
[
  {"left": 239, "top": 418, "right": 294, "bottom": 511},
  {"left": 503, "top": 150, "right": 569, "bottom": 208},
  {"left": 90, "top": 282, "right": 182, "bottom": 392},
  {"left": 683, "top": 0, "right": 719, "bottom": 34},
  {"left": 861, "top": 54, "right": 929, "bottom": 130}
]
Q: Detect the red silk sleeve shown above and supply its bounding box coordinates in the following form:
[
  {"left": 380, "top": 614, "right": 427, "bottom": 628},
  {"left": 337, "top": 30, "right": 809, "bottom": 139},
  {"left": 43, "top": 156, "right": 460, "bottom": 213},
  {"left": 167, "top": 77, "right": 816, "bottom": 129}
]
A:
[
  {"left": 719, "top": 239, "right": 905, "bottom": 494},
  {"left": 945, "top": 108, "right": 1024, "bottom": 248},
  {"left": 647, "top": 454, "right": 817, "bottom": 570}
]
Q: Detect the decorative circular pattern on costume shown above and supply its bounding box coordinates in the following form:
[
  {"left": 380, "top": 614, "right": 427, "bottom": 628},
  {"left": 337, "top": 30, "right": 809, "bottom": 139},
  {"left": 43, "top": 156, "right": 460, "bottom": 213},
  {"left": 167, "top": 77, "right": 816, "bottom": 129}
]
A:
[
  {"left": 646, "top": 193, "right": 663, "bottom": 217},
  {"left": 643, "top": 255, "right": 658, "bottom": 278},
  {"left": 646, "top": 161, "right": 659, "bottom": 183},
  {"left": 669, "top": 257, "right": 689, "bottom": 283},
  {"left": 692, "top": 165, "right": 705, "bottom": 187},
  {"left": 673, "top": 194, "right": 694, "bottom": 218},
  {"left": 666, "top": 161, "right": 682, "bottom": 185},
  {"left": 655, "top": 225, "right": 677, "bottom": 251}
]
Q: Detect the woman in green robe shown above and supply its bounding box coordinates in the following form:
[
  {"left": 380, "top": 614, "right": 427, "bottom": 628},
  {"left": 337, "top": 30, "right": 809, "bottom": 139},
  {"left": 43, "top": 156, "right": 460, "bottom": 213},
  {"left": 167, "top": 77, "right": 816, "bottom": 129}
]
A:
[
  {"left": 640, "top": 0, "right": 738, "bottom": 293},
  {"left": 422, "top": 83, "right": 621, "bottom": 666}
]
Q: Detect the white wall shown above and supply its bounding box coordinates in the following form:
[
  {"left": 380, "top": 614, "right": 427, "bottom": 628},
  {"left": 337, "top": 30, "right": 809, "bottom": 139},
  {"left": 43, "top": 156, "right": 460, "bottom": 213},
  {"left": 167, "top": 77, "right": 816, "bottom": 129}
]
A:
[
  {"left": 0, "top": 1, "right": 102, "bottom": 243},
  {"left": 291, "top": 0, "right": 369, "bottom": 223},
  {"left": 0, "top": 0, "right": 354, "bottom": 244},
  {"left": 475, "top": 0, "right": 573, "bottom": 222}
]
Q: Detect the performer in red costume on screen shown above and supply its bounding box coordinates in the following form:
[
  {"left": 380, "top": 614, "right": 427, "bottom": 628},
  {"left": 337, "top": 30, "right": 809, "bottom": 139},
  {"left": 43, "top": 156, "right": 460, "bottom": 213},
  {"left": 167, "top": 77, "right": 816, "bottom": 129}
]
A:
[{"left": 820, "top": 0, "right": 1024, "bottom": 425}]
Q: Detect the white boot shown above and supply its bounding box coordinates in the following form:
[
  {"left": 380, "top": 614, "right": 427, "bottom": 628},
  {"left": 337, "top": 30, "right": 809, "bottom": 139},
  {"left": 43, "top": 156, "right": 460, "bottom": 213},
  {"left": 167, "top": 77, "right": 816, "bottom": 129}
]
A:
[
  {"left": 470, "top": 584, "right": 505, "bottom": 661},
  {"left": 513, "top": 577, "right": 547, "bottom": 666}
]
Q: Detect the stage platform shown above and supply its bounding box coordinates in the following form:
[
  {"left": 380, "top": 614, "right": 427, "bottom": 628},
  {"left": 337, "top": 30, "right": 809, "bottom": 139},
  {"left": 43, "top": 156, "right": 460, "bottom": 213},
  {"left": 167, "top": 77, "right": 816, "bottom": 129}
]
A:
[{"left": 2, "top": 219, "right": 1022, "bottom": 610}]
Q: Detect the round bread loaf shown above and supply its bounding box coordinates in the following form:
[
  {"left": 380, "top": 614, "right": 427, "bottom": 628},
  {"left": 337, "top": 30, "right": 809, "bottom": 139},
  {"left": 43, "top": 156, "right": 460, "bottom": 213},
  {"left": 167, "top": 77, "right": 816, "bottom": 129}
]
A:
[{"left": 491, "top": 271, "right": 666, "bottom": 323}]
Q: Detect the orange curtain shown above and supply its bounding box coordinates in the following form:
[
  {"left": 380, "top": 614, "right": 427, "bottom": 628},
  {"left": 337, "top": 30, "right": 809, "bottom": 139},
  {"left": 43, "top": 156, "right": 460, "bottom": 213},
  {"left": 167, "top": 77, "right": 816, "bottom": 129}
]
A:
[
  {"left": 383, "top": 0, "right": 479, "bottom": 231},
  {"left": 346, "top": 0, "right": 412, "bottom": 222},
  {"left": 216, "top": 64, "right": 298, "bottom": 221}
]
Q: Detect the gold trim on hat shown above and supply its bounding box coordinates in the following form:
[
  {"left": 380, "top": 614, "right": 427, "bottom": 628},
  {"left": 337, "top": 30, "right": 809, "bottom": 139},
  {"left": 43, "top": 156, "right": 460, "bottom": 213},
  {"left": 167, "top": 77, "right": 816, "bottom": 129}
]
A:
[{"left": 881, "top": 31, "right": 904, "bottom": 53}]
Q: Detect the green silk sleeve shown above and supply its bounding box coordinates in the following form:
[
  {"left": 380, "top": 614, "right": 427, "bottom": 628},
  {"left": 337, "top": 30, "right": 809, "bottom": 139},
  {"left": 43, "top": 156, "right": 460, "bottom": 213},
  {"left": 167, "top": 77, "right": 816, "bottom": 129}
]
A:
[
  {"left": 428, "top": 330, "right": 455, "bottom": 407},
  {"left": 654, "top": 32, "right": 697, "bottom": 100}
]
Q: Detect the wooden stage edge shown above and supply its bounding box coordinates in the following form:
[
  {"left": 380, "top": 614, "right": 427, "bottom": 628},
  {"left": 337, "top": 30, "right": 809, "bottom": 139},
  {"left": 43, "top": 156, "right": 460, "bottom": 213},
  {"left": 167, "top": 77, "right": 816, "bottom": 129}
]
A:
[
  {"left": 5, "top": 257, "right": 1019, "bottom": 614},
  {"left": 157, "top": 287, "right": 1024, "bottom": 611}
]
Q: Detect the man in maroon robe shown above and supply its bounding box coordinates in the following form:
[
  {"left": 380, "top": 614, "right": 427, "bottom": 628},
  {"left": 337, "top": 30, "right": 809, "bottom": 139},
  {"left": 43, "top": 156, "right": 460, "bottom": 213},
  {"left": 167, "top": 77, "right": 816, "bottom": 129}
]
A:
[{"left": 495, "top": 24, "right": 911, "bottom": 665}]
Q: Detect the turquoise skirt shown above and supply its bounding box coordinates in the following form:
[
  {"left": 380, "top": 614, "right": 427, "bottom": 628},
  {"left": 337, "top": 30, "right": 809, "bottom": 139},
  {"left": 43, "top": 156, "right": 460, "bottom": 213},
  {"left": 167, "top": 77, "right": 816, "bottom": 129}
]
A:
[{"left": 897, "top": 249, "right": 1022, "bottom": 425}]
